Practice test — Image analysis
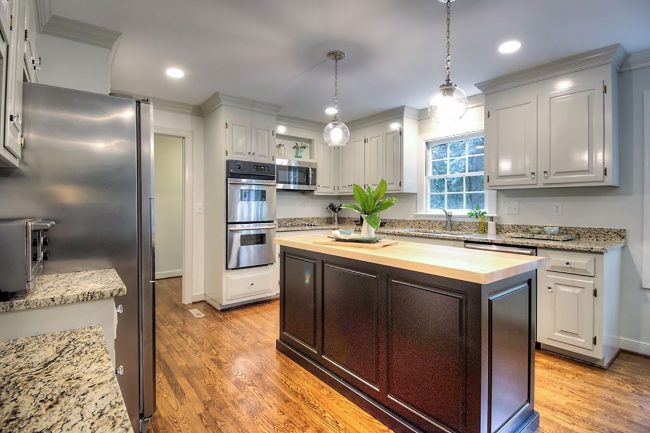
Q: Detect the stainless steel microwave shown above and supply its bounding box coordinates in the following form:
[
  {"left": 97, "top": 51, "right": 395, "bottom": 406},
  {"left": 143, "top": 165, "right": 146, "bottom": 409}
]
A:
[{"left": 275, "top": 159, "right": 317, "bottom": 191}]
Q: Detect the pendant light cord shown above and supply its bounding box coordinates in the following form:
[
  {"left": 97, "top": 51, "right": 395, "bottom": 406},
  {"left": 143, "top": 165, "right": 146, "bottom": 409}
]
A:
[
  {"left": 445, "top": 0, "right": 451, "bottom": 84},
  {"left": 334, "top": 57, "right": 339, "bottom": 117}
]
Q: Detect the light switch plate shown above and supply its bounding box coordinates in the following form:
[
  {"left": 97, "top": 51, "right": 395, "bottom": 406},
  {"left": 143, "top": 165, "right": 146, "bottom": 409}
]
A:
[
  {"left": 505, "top": 202, "right": 519, "bottom": 215},
  {"left": 552, "top": 203, "right": 562, "bottom": 216}
]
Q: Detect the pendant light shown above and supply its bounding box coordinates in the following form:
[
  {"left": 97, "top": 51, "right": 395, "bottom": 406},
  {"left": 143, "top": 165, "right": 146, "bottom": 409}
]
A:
[
  {"left": 428, "top": 0, "right": 467, "bottom": 122},
  {"left": 323, "top": 50, "right": 350, "bottom": 147}
]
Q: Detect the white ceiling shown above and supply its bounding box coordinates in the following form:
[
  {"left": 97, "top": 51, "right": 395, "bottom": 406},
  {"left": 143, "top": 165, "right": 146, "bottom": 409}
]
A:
[{"left": 52, "top": 0, "right": 650, "bottom": 122}]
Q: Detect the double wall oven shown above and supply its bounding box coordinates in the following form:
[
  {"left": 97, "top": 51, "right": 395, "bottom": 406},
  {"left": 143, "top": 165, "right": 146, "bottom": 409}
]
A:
[{"left": 226, "top": 160, "right": 276, "bottom": 270}]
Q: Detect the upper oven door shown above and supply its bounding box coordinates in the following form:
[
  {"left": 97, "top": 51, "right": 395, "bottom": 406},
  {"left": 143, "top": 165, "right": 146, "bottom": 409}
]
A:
[
  {"left": 275, "top": 160, "right": 317, "bottom": 191},
  {"left": 227, "top": 179, "right": 276, "bottom": 223}
]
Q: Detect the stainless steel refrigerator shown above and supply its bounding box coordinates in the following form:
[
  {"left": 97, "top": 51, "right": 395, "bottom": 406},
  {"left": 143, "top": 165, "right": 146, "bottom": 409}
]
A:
[{"left": 0, "top": 83, "right": 155, "bottom": 432}]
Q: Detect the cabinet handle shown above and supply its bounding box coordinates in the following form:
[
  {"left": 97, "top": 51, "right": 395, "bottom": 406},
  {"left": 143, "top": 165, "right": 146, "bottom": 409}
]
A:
[
  {"left": 116, "top": 304, "right": 124, "bottom": 314},
  {"left": 547, "top": 287, "right": 553, "bottom": 292},
  {"left": 543, "top": 170, "right": 549, "bottom": 179},
  {"left": 530, "top": 171, "right": 536, "bottom": 179}
]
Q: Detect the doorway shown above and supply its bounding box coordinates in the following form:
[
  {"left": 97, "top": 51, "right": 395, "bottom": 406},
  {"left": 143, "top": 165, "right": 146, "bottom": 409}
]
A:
[{"left": 153, "top": 134, "right": 184, "bottom": 290}]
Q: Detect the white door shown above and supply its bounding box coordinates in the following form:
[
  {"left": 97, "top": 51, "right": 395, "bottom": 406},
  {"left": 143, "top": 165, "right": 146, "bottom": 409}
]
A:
[
  {"left": 251, "top": 126, "right": 274, "bottom": 162},
  {"left": 485, "top": 90, "right": 538, "bottom": 187},
  {"left": 364, "top": 133, "right": 382, "bottom": 188},
  {"left": 316, "top": 140, "right": 336, "bottom": 194},
  {"left": 542, "top": 274, "right": 595, "bottom": 351},
  {"left": 384, "top": 130, "right": 402, "bottom": 191},
  {"left": 538, "top": 82, "right": 605, "bottom": 184},
  {"left": 226, "top": 120, "right": 250, "bottom": 159}
]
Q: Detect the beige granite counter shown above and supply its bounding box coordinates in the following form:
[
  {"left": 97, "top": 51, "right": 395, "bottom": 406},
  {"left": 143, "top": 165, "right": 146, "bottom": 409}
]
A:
[
  {"left": 0, "top": 269, "right": 126, "bottom": 313},
  {"left": 0, "top": 326, "right": 133, "bottom": 433},
  {"left": 277, "top": 223, "right": 625, "bottom": 253},
  {"left": 276, "top": 235, "right": 543, "bottom": 284}
]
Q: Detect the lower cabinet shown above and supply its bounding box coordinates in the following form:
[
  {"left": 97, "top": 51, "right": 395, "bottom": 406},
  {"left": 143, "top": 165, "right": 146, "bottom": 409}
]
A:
[{"left": 537, "top": 248, "right": 622, "bottom": 367}]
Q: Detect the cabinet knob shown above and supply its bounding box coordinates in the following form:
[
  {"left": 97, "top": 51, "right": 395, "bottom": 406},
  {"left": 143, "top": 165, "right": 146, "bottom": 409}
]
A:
[
  {"left": 116, "top": 365, "right": 125, "bottom": 376},
  {"left": 544, "top": 171, "right": 549, "bottom": 179},
  {"left": 565, "top": 261, "right": 572, "bottom": 268},
  {"left": 547, "top": 287, "right": 553, "bottom": 292},
  {"left": 530, "top": 171, "right": 536, "bottom": 179},
  {"left": 116, "top": 304, "right": 124, "bottom": 314}
]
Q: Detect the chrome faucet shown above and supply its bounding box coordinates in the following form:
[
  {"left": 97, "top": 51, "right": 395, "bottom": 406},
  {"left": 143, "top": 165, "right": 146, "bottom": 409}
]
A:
[{"left": 438, "top": 208, "right": 453, "bottom": 231}]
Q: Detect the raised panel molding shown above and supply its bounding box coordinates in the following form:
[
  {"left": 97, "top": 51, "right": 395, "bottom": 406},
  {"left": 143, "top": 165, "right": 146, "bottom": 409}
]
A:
[{"left": 476, "top": 44, "right": 626, "bottom": 94}]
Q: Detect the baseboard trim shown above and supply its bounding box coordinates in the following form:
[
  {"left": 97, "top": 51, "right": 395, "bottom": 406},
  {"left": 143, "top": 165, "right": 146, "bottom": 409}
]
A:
[
  {"left": 156, "top": 270, "right": 182, "bottom": 279},
  {"left": 618, "top": 337, "right": 650, "bottom": 357},
  {"left": 190, "top": 293, "right": 205, "bottom": 303}
]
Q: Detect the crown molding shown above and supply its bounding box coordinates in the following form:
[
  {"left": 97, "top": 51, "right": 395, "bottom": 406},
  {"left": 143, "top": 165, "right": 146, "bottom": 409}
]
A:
[
  {"left": 111, "top": 89, "right": 202, "bottom": 116},
  {"left": 41, "top": 15, "right": 121, "bottom": 50},
  {"left": 36, "top": 0, "right": 52, "bottom": 32},
  {"left": 276, "top": 115, "right": 323, "bottom": 132},
  {"left": 347, "top": 105, "right": 420, "bottom": 130},
  {"left": 620, "top": 48, "right": 650, "bottom": 72},
  {"left": 201, "top": 92, "right": 282, "bottom": 116},
  {"left": 476, "top": 44, "right": 626, "bottom": 94}
]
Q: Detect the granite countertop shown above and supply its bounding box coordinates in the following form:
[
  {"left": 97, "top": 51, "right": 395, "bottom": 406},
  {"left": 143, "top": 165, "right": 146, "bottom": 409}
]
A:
[
  {"left": 277, "top": 225, "right": 625, "bottom": 253},
  {"left": 0, "top": 269, "right": 127, "bottom": 313},
  {"left": 0, "top": 326, "right": 133, "bottom": 433}
]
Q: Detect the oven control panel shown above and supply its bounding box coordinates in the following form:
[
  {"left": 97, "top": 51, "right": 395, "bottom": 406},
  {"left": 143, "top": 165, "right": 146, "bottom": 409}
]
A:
[{"left": 227, "top": 160, "right": 275, "bottom": 180}]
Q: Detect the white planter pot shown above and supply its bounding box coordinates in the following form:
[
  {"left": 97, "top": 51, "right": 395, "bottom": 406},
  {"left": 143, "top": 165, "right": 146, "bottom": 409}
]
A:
[{"left": 361, "top": 217, "right": 376, "bottom": 238}]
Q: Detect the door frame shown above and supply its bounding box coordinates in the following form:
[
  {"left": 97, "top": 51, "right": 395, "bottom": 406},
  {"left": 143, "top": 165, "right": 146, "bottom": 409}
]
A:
[{"left": 153, "top": 127, "right": 194, "bottom": 305}]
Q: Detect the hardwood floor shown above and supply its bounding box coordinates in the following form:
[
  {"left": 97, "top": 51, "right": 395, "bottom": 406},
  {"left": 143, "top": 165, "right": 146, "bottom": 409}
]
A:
[{"left": 150, "top": 278, "right": 650, "bottom": 433}]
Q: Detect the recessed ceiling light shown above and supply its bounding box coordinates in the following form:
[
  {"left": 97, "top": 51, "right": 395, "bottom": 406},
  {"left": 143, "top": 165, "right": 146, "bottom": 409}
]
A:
[
  {"left": 498, "top": 40, "right": 522, "bottom": 55},
  {"left": 165, "top": 67, "right": 185, "bottom": 79},
  {"left": 324, "top": 106, "right": 338, "bottom": 116}
]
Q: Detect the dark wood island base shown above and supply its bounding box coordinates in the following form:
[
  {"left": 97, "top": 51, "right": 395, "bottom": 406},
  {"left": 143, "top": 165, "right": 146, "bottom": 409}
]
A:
[{"left": 276, "top": 243, "right": 540, "bottom": 433}]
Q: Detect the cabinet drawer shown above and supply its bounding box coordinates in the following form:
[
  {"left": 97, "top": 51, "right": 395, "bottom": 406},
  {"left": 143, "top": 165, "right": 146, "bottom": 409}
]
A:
[
  {"left": 546, "top": 254, "right": 595, "bottom": 277},
  {"left": 225, "top": 268, "right": 275, "bottom": 302}
]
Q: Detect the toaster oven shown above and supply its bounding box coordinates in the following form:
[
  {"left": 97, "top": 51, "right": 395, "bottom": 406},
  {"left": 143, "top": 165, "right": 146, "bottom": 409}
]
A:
[{"left": 0, "top": 218, "right": 55, "bottom": 299}]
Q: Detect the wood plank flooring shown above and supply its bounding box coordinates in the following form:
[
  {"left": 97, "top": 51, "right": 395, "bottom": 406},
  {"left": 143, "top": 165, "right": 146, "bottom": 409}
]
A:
[{"left": 150, "top": 278, "right": 650, "bottom": 433}]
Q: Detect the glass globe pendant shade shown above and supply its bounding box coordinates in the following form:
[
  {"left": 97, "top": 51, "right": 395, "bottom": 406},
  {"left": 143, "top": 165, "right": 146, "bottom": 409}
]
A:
[
  {"left": 428, "top": 81, "right": 468, "bottom": 122},
  {"left": 323, "top": 119, "right": 350, "bottom": 147}
]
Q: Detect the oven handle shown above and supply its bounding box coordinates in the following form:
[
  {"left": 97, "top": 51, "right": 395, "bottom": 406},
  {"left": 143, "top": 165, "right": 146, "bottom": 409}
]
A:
[
  {"left": 227, "top": 178, "right": 276, "bottom": 186},
  {"left": 227, "top": 224, "right": 277, "bottom": 231}
]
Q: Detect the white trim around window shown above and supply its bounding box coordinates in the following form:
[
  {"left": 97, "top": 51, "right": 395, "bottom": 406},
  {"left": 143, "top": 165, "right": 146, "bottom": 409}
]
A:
[{"left": 416, "top": 129, "right": 496, "bottom": 219}]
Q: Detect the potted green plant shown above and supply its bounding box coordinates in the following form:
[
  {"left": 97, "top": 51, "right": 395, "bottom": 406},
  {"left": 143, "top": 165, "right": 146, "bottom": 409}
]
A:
[
  {"left": 467, "top": 204, "right": 488, "bottom": 234},
  {"left": 292, "top": 142, "right": 308, "bottom": 159},
  {"left": 341, "top": 179, "right": 397, "bottom": 237}
]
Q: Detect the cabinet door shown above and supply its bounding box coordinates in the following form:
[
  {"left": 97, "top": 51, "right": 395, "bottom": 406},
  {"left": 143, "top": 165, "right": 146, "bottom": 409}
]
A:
[
  {"left": 384, "top": 129, "right": 402, "bottom": 191},
  {"left": 538, "top": 83, "right": 605, "bottom": 184},
  {"left": 4, "top": 0, "right": 24, "bottom": 162},
  {"left": 541, "top": 274, "right": 594, "bottom": 351},
  {"left": 364, "top": 133, "right": 382, "bottom": 188},
  {"left": 23, "top": 0, "right": 38, "bottom": 83},
  {"left": 485, "top": 91, "right": 538, "bottom": 187},
  {"left": 226, "top": 120, "right": 250, "bottom": 159},
  {"left": 315, "top": 140, "right": 336, "bottom": 194},
  {"left": 251, "top": 126, "right": 274, "bottom": 162},
  {"left": 339, "top": 137, "right": 364, "bottom": 194}
]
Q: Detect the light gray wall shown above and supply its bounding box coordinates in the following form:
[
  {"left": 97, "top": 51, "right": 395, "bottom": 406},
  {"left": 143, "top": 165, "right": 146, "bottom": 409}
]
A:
[
  {"left": 498, "top": 66, "right": 650, "bottom": 354},
  {"left": 154, "top": 134, "right": 184, "bottom": 278},
  {"left": 38, "top": 34, "right": 111, "bottom": 94}
]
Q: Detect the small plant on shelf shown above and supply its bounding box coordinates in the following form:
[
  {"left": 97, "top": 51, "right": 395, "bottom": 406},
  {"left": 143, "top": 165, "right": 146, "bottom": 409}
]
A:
[
  {"left": 467, "top": 204, "right": 488, "bottom": 234},
  {"left": 341, "top": 179, "right": 397, "bottom": 237},
  {"left": 292, "top": 142, "right": 308, "bottom": 159}
]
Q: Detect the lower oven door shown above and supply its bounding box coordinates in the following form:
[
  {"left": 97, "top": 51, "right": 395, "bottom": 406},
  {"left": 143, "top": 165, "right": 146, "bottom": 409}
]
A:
[{"left": 227, "top": 223, "right": 276, "bottom": 270}]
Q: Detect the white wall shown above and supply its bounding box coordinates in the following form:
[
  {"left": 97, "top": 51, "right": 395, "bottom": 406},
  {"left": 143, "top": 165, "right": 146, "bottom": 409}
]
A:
[
  {"left": 153, "top": 108, "right": 205, "bottom": 302},
  {"left": 38, "top": 34, "right": 111, "bottom": 94},
  {"left": 154, "top": 134, "right": 184, "bottom": 278}
]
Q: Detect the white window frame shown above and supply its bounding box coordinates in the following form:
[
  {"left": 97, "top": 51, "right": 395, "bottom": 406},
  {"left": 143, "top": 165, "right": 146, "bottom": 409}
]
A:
[{"left": 416, "top": 130, "right": 496, "bottom": 219}]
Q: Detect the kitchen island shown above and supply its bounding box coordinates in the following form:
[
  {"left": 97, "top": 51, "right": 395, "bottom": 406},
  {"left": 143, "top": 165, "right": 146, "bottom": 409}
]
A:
[{"left": 275, "top": 235, "right": 544, "bottom": 433}]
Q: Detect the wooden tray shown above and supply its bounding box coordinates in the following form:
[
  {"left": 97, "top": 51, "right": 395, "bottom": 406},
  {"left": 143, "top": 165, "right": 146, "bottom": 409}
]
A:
[{"left": 312, "top": 238, "right": 398, "bottom": 249}]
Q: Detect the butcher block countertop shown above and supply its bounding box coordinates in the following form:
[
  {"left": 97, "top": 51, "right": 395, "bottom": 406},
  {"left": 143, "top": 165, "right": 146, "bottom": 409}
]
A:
[{"left": 275, "top": 235, "right": 544, "bottom": 284}]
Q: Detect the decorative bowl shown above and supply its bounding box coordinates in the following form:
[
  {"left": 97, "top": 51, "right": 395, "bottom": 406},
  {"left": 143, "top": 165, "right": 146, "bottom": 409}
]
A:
[{"left": 544, "top": 226, "right": 560, "bottom": 235}]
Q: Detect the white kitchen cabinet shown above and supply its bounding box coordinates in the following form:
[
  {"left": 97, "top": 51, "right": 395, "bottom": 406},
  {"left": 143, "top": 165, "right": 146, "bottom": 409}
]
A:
[
  {"left": 338, "top": 135, "right": 364, "bottom": 194},
  {"left": 478, "top": 45, "right": 623, "bottom": 189},
  {"left": 23, "top": 0, "right": 39, "bottom": 83},
  {"left": 315, "top": 139, "right": 338, "bottom": 194},
  {"left": 363, "top": 130, "right": 382, "bottom": 189},
  {"left": 537, "top": 247, "right": 622, "bottom": 368},
  {"left": 485, "top": 89, "right": 538, "bottom": 187},
  {"left": 225, "top": 111, "right": 276, "bottom": 163},
  {"left": 0, "top": 0, "right": 9, "bottom": 29},
  {"left": 383, "top": 129, "right": 402, "bottom": 192}
]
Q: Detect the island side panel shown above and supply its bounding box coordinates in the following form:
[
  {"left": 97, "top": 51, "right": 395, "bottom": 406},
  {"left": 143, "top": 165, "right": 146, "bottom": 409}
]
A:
[
  {"left": 280, "top": 253, "right": 318, "bottom": 355},
  {"left": 481, "top": 272, "right": 538, "bottom": 433}
]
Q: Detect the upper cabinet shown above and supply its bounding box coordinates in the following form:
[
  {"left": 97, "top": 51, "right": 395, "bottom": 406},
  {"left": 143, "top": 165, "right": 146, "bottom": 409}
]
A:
[
  {"left": 478, "top": 44, "right": 625, "bottom": 189},
  {"left": 0, "top": 0, "right": 39, "bottom": 168},
  {"left": 223, "top": 106, "right": 277, "bottom": 163}
]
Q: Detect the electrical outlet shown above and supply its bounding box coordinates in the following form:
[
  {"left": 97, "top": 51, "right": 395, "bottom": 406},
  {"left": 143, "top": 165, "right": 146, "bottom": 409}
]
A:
[
  {"left": 195, "top": 203, "right": 204, "bottom": 214},
  {"left": 552, "top": 203, "right": 562, "bottom": 216},
  {"left": 505, "top": 202, "right": 519, "bottom": 215}
]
